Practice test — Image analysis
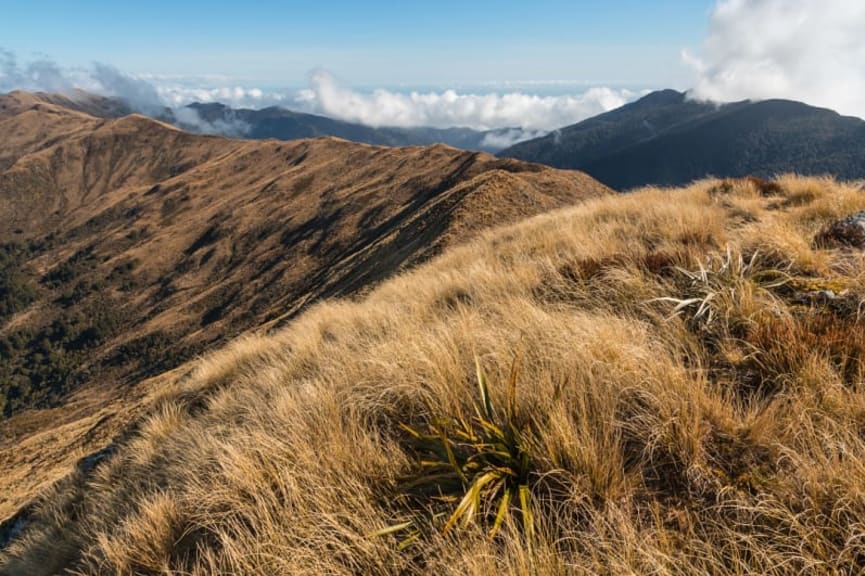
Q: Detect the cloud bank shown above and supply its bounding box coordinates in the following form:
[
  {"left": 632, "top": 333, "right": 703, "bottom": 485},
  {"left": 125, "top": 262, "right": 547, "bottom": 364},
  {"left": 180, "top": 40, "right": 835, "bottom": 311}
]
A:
[
  {"left": 153, "top": 71, "right": 637, "bottom": 137},
  {"left": 153, "top": 82, "right": 292, "bottom": 110},
  {"left": 687, "top": 0, "right": 865, "bottom": 118},
  {"left": 479, "top": 128, "right": 548, "bottom": 150},
  {"left": 297, "top": 70, "right": 636, "bottom": 132},
  {"left": 0, "top": 52, "right": 260, "bottom": 135},
  {"left": 0, "top": 50, "right": 640, "bottom": 146}
]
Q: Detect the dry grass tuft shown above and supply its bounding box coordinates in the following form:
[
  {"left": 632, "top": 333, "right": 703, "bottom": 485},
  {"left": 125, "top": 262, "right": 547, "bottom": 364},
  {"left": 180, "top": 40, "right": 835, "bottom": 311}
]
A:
[{"left": 3, "top": 176, "right": 865, "bottom": 575}]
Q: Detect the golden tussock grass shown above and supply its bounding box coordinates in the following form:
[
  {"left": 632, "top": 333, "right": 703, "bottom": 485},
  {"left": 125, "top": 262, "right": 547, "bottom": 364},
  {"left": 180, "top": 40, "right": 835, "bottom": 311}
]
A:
[{"left": 3, "top": 175, "right": 865, "bottom": 575}]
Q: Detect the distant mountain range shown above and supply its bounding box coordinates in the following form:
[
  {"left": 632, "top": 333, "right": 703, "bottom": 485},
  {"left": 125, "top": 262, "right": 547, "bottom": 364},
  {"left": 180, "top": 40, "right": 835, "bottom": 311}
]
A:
[
  {"left": 180, "top": 102, "right": 519, "bottom": 152},
  {"left": 500, "top": 89, "right": 865, "bottom": 190}
]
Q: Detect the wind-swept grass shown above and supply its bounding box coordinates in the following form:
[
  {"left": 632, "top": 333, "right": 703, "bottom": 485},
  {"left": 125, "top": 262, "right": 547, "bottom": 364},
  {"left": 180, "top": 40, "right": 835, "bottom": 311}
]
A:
[{"left": 3, "top": 175, "right": 865, "bottom": 575}]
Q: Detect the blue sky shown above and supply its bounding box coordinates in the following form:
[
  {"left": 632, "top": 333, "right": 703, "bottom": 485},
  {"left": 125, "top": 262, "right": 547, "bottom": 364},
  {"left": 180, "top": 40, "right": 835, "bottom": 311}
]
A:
[
  {"left": 6, "top": 1, "right": 859, "bottom": 133},
  {"left": 1, "top": 0, "right": 714, "bottom": 87}
]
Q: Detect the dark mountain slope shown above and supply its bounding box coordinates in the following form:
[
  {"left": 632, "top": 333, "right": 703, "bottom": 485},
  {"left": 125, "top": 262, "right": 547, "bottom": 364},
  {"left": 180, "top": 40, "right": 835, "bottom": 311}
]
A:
[
  {"left": 501, "top": 90, "right": 865, "bottom": 189},
  {"left": 500, "top": 90, "right": 733, "bottom": 169}
]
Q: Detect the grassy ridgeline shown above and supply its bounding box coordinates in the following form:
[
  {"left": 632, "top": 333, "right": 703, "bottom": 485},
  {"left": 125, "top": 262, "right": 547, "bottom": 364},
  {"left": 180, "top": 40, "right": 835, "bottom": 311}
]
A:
[{"left": 4, "top": 175, "right": 865, "bottom": 575}]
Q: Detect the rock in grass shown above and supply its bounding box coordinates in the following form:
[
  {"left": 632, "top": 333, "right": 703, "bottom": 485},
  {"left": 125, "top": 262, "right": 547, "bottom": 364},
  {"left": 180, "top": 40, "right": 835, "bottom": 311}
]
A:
[{"left": 815, "top": 211, "right": 865, "bottom": 248}]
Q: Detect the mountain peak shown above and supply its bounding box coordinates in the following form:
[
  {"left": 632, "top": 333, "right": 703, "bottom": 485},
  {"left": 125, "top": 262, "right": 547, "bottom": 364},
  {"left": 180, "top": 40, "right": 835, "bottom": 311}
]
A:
[
  {"left": 634, "top": 88, "right": 686, "bottom": 106},
  {"left": 501, "top": 90, "right": 865, "bottom": 189}
]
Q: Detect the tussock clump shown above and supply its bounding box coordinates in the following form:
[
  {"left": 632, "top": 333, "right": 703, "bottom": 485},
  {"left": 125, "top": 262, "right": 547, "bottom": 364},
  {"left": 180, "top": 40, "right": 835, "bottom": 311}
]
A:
[{"left": 4, "top": 176, "right": 865, "bottom": 575}]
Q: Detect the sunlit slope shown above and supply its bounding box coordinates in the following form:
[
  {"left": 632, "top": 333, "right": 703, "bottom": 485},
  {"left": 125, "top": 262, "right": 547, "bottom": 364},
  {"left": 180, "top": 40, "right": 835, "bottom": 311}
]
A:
[
  {"left": 0, "top": 91, "right": 610, "bottom": 528},
  {"left": 5, "top": 175, "right": 865, "bottom": 575}
]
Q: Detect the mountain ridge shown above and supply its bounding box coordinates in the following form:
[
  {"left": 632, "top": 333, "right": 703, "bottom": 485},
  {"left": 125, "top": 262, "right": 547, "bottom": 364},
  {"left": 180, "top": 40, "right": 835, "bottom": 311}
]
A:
[{"left": 0, "top": 91, "right": 610, "bottom": 523}]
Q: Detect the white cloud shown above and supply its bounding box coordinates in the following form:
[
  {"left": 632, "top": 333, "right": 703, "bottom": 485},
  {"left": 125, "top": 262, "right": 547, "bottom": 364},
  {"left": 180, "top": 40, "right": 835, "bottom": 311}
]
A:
[
  {"left": 89, "top": 62, "right": 164, "bottom": 115},
  {"left": 0, "top": 49, "right": 640, "bottom": 140},
  {"left": 0, "top": 50, "right": 164, "bottom": 115},
  {"left": 155, "top": 72, "right": 640, "bottom": 134},
  {"left": 171, "top": 106, "right": 251, "bottom": 137},
  {"left": 0, "top": 49, "right": 72, "bottom": 93},
  {"left": 480, "top": 128, "right": 548, "bottom": 150},
  {"left": 686, "top": 0, "right": 865, "bottom": 118},
  {"left": 300, "top": 70, "right": 637, "bottom": 131},
  {"left": 154, "top": 83, "right": 291, "bottom": 109}
]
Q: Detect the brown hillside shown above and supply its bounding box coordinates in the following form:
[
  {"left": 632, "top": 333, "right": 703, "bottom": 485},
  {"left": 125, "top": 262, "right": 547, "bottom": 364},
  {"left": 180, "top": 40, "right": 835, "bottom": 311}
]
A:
[
  {"left": 3, "top": 175, "right": 865, "bottom": 575},
  {"left": 0, "top": 92, "right": 610, "bottom": 525},
  {"left": 0, "top": 92, "right": 102, "bottom": 171}
]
